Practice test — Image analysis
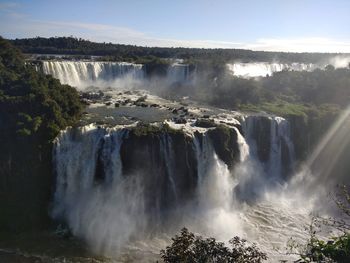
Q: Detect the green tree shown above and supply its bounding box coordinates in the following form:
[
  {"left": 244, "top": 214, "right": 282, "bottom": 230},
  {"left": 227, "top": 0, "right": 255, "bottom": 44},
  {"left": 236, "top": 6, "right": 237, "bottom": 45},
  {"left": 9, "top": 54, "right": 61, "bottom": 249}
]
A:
[
  {"left": 0, "top": 36, "right": 83, "bottom": 232},
  {"left": 161, "top": 228, "right": 267, "bottom": 263}
]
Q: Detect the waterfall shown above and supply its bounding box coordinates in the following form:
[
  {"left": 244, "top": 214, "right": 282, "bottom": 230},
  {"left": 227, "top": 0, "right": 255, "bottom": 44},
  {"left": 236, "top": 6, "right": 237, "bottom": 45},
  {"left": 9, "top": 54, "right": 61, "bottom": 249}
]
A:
[
  {"left": 52, "top": 118, "right": 310, "bottom": 260},
  {"left": 42, "top": 61, "right": 145, "bottom": 89},
  {"left": 233, "top": 126, "right": 250, "bottom": 162},
  {"left": 41, "top": 60, "right": 194, "bottom": 89},
  {"left": 194, "top": 134, "right": 234, "bottom": 211},
  {"left": 193, "top": 133, "right": 213, "bottom": 186},
  {"left": 160, "top": 134, "right": 178, "bottom": 203},
  {"left": 242, "top": 115, "right": 295, "bottom": 180},
  {"left": 52, "top": 124, "right": 243, "bottom": 253},
  {"left": 166, "top": 63, "right": 190, "bottom": 83},
  {"left": 227, "top": 62, "right": 316, "bottom": 78},
  {"left": 52, "top": 125, "right": 148, "bottom": 254},
  {"left": 52, "top": 125, "right": 129, "bottom": 219}
]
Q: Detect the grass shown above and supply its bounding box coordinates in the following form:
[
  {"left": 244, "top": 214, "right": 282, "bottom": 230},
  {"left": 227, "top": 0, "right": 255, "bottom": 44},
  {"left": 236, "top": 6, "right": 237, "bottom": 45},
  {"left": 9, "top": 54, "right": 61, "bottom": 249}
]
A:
[{"left": 239, "top": 100, "right": 309, "bottom": 118}]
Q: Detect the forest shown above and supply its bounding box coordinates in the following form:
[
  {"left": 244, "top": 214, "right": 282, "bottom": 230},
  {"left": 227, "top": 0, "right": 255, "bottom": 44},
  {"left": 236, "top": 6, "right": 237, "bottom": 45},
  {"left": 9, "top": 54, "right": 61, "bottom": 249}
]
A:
[
  {"left": 10, "top": 36, "right": 346, "bottom": 63},
  {"left": 0, "top": 37, "right": 83, "bottom": 232}
]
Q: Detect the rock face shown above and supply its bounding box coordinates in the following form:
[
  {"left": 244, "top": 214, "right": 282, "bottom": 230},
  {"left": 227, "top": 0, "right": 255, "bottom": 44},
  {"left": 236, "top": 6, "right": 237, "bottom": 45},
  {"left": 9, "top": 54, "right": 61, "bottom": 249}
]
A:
[
  {"left": 120, "top": 128, "right": 199, "bottom": 212},
  {"left": 207, "top": 125, "right": 240, "bottom": 168}
]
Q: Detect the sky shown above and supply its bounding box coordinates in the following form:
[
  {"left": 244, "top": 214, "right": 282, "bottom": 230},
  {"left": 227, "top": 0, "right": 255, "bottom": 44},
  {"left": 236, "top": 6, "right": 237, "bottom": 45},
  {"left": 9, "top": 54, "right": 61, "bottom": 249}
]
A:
[{"left": 1, "top": 0, "right": 350, "bottom": 52}]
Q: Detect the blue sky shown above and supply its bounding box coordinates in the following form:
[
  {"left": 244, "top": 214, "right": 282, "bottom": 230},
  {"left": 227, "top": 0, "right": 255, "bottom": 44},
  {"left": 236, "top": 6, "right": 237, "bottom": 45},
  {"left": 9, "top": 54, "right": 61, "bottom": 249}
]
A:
[{"left": 1, "top": 0, "right": 350, "bottom": 52}]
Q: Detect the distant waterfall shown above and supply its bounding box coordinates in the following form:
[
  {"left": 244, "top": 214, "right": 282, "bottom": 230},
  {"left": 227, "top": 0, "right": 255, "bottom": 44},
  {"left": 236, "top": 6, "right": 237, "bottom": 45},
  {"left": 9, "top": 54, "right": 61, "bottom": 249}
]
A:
[
  {"left": 42, "top": 60, "right": 195, "bottom": 89},
  {"left": 227, "top": 62, "right": 316, "bottom": 78},
  {"left": 42, "top": 61, "right": 145, "bottom": 89},
  {"left": 166, "top": 63, "right": 190, "bottom": 83}
]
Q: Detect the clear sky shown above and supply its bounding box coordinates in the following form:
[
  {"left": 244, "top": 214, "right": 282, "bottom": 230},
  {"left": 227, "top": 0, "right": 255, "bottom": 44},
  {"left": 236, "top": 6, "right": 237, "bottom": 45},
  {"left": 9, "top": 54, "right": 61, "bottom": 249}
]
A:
[{"left": 1, "top": 0, "right": 350, "bottom": 52}]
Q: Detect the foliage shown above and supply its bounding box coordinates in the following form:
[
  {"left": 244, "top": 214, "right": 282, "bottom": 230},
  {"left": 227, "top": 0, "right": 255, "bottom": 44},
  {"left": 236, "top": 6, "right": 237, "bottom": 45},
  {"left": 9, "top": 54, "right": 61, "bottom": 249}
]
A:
[
  {"left": 239, "top": 101, "right": 309, "bottom": 118},
  {"left": 11, "top": 36, "right": 342, "bottom": 64},
  {"left": 0, "top": 36, "right": 83, "bottom": 232},
  {"left": 289, "top": 185, "right": 350, "bottom": 262},
  {"left": 0, "top": 37, "right": 83, "bottom": 142},
  {"left": 289, "top": 225, "right": 350, "bottom": 263},
  {"left": 308, "top": 234, "right": 350, "bottom": 262},
  {"left": 161, "top": 228, "right": 267, "bottom": 263}
]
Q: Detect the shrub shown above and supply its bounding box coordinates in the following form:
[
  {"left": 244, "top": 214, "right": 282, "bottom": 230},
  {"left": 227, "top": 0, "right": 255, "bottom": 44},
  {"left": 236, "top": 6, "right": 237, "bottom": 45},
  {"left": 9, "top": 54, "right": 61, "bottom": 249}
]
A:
[{"left": 161, "top": 228, "right": 267, "bottom": 263}]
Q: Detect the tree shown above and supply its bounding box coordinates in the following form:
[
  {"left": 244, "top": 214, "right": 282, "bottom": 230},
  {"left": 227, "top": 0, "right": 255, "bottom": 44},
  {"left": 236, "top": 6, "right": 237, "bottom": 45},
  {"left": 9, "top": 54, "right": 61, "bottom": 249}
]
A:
[
  {"left": 160, "top": 228, "right": 267, "bottom": 263},
  {"left": 0, "top": 36, "right": 83, "bottom": 232}
]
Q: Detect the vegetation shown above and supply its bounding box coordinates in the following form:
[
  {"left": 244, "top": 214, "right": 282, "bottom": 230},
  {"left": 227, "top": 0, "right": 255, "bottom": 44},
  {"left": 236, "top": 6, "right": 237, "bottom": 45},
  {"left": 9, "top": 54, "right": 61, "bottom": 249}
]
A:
[
  {"left": 184, "top": 67, "right": 349, "bottom": 118},
  {"left": 289, "top": 185, "right": 350, "bottom": 262},
  {"left": 0, "top": 36, "right": 83, "bottom": 140},
  {"left": 161, "top": 228, "right": 267, "bottom": 263},
  {"left": 0, "top": 36, "right": 83, "bottom": 232},
  {"left": 11, "top": 36, "right": 345, "bottom": 64}
]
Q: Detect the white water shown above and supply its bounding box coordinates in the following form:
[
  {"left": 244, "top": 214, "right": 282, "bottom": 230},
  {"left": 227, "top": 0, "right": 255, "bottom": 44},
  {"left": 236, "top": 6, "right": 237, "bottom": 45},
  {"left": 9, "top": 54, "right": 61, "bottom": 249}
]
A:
[
  {"left": 328, "top": 55, "right": 350, "bottom": 68},
  {"left": 42, "top": 61, "right": 191, "bottom": 89},
  {"left": 42, "top": 61, "right": 145, "bottom": 89},
  {"left": 227, "top": 56, "right": 350, "bottom": 78},
  {"left": 227, "top": 62, "right": 316, "bottom": 78},
  {"left": 166, "top": 63, "right": 190, "bottom": 84},
  {"left": 52, "top": 117, "right": 321, "bottom": 261}
]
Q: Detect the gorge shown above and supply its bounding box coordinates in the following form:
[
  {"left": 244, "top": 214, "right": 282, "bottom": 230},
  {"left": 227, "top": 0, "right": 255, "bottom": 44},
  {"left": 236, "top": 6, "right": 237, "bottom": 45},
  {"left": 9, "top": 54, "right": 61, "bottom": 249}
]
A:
[{"left": 42, "top": 60, "right": 341, "bottom": 261}]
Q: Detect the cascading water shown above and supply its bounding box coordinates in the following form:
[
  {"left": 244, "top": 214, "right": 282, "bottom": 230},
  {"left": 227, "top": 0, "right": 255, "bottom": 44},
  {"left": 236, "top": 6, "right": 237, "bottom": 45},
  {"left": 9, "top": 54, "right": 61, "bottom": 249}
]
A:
[
  {"left": 166, "top": 63, "right": 190, "bottom": 84},
  {"left": 41, "top": 60, "right": 194, "bottom": 91},
  {"left": 227, "top": 58, "right": 350, "bottom": 78},
  {"left": 51, "top": 116, "right": 316, "bottom": 261},
  {"left": 52, "top": 125, "right": 148, "bottom": 255},
  {"left": 242, "top": 116, "right": 295, "bottom": 180},
  {"left": 42, "top": 61, "right": 145, "bottom": 89},
  {"left": 227, "top": 62, "right": 316, "bottom": 78}
]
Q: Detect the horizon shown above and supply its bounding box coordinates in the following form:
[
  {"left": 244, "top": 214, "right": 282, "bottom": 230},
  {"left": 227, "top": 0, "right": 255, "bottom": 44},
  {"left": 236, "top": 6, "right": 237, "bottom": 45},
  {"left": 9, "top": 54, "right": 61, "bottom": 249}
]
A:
[
  {"left": 6, "top": 35, "right": 350, "bottom": 55},
  {"left": 1, "top": 0, "right": 350, "bottom": 53}
]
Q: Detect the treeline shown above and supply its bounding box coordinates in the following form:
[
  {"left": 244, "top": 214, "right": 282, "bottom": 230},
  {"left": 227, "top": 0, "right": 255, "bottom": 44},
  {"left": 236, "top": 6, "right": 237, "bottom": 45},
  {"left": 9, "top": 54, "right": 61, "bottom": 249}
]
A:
[
  {"left": 10, "top": 36, "right": 346, "bottom": 64},
  {"left": 0, "top": 37, "right": 83, "bottom": 232},
  {"left": 213, "top": 66, "right": 350, "bottom": 109}
]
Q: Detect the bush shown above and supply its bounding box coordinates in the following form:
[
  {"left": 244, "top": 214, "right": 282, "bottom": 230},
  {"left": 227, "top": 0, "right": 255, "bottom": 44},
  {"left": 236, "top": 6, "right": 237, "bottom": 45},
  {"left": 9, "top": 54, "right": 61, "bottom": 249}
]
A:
[
  {"left": 161, "top": 228, "right": 267, "bottom": 263},
  {"left": 289, "top": 185, "right": 350, "bottom": 262}
]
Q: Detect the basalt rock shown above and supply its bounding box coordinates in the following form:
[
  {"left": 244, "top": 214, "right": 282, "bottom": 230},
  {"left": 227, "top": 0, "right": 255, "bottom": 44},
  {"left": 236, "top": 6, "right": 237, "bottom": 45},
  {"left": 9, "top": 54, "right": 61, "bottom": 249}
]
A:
[{"left": 207, "top": 125, "right": 240, "bottom": 168}]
